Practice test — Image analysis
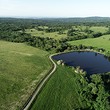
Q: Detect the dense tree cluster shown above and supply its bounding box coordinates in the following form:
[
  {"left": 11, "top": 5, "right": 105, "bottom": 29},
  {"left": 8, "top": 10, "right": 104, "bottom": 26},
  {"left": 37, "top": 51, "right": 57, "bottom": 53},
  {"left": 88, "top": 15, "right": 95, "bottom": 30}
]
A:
[
  {"left": 0, "top": 19, "right": 96, "bottom": 52},
  {"left": 66, "top": 28, "right": 103, "bottom": 42},
  {"left": 74, "top": 71, "right": 110, "bottom": 110}
]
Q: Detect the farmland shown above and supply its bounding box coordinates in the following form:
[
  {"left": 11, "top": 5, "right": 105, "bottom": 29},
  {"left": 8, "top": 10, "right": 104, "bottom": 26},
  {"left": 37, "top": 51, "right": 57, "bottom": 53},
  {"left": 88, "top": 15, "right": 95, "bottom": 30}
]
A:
[
  {"left": 69, "top": 35, "right": 110, "bottom": 51},
  {"left": 0, "top": 41, "right": 51, "bottom": 110}
]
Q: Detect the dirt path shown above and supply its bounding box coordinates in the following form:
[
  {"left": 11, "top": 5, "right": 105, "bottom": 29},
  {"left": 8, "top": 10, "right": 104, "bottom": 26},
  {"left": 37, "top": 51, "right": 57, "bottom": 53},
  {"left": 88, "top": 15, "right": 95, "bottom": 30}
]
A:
[{"left": 23, "top": 55, "right": 57, "bottom": 110}]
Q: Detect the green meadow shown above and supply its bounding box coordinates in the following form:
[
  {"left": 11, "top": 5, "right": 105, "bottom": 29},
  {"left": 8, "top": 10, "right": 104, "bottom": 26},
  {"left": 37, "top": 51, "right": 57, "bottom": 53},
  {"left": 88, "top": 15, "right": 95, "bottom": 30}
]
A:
[
  {"left": 26, "top": 29, "right": 67, "bottom": 40},
  {"left": 90, "top": 26, "right": 108, "bottom": 33},
  {"left": 31, "top": 66, "right": 87, "bottom": 110},
  {"left": 0, "top": 41, "right": 51, "bottom": 110},
  {"left": 69, "top": 35, "right": 110, "bottom": 51}
]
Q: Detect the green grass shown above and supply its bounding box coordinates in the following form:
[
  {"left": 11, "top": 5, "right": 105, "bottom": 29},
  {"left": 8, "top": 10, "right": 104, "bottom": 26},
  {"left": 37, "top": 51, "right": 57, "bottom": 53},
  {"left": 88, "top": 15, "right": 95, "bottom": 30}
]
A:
[
  {"left": 69, "top": 35, "right": 110, "bottom": 51},
  {"left": 25, "top": 29, "right": 67, "bottom": 40},
  {"left": 31, "top": 66, "right": 86, "bottom": 110},
  {"left": 0, "top": 41, "right": 51, "bottom": 110},
  {"left": 90, "top": 26, "right": 108, "bottom": 33},
  {"left": 72, "top": 26, "right": 108, "bottom": 34},
  {"left": 25, "top": 26, "right": 108, "bottom": 40}
]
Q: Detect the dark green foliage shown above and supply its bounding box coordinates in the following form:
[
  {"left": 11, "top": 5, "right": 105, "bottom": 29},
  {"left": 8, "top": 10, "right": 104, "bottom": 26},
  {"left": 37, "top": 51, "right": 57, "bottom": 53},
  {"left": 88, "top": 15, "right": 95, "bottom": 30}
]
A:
[
  {"left": 27, "top": 36, "right": 58, "bottom": 51},
  {"left": 92, "top": 32, "right": 102, "bottom": 38},
  {"left": 80, "top": 74, "right": 110, "bottom": 110},
  {"left": 106, "top": 27, "right": 110, "bottom": 34},
  {"left": 0, "top": 18, "right": 109, "bottom": 53}
]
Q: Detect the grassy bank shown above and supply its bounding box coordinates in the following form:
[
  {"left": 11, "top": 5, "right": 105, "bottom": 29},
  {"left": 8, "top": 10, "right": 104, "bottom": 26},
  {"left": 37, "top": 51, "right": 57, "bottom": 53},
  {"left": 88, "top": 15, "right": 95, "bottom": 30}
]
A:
[
  {"left": 31, "top": 65, "right": 87, "bottom": 110},
  {"left": 0, "top": 41, "right": 51, "bottom": 110}
]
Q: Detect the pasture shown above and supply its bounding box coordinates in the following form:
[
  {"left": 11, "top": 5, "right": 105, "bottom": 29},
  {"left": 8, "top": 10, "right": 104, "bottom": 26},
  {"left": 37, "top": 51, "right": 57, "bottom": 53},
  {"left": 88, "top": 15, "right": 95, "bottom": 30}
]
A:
[
  {"left": 69, "top": 35, "right": 110, "bottom": 51},
  {"left": 0, "top": 41, "right": 51, "bottom": 110}
]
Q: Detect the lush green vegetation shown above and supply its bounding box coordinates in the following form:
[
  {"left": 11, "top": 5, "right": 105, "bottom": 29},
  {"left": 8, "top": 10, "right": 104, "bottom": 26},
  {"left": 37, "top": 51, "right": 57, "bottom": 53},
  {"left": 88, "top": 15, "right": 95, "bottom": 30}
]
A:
[
  {"left": 31, "top": 65, "right": 110, "bottom": 110},
  {"left": 0, "top": 18, "right": 110, "bottom": 53},
  {"left": 0, "top": 41, "right": 51, "bottom": 110},
  {"left": 69, "top": 35, "right": 110, "bottom": 51},
  {"left": 90, "top": 26, "right": 108, "bottom": 33},
  {"left": 31, "top": 66, "right": 87, "bottom": 110},
  {"left": 25, "top": 29, "right": 67, "bottom": 40},
  {"left": 0, "top": 18, "right": 110, "bottom": 110}
]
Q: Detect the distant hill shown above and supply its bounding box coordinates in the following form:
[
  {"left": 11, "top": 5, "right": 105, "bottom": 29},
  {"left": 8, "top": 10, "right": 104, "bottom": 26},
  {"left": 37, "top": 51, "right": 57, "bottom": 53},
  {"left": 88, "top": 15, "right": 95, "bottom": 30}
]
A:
[
  {"left": 40, "top": 17, "right": 110, "bottom": 23},
  {"left": 1, "top": 17, "right": 110, "bottom": 24}
]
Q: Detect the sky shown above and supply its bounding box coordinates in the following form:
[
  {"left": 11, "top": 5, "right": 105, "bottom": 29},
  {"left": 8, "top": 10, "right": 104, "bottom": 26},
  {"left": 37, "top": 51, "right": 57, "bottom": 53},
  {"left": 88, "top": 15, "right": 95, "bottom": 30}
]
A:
[{"left": 0, "top": 0, "right": 110, "bottom": 18}]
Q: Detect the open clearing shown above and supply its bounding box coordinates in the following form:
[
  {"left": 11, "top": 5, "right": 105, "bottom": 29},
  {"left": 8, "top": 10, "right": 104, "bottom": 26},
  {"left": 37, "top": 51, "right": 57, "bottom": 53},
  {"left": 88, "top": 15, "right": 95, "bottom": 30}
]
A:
[
  {"left": 69, "top": 35, "right": 110, "bottom": 51},
  {"left": 25, "top": 26, "right": 108, "bottom": 40},
  {"left": 0, "top": 41, "right": 51, "bottom": 110},
  {"left": 31, "top": 66, "right": 86, "bottom": 110},
  {"left": 90, "top": 26, "right": 108, "bottom": 33},
  {"left": 26, "top": 29, "right": 67, "bottom": 40}
]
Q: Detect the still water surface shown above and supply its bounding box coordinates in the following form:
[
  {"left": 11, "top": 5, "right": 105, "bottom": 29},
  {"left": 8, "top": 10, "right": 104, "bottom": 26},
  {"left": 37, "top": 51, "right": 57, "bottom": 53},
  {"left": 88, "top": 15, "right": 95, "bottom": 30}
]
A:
[{"left": 52, "top": 51, "right": 110, "bottom": 74}]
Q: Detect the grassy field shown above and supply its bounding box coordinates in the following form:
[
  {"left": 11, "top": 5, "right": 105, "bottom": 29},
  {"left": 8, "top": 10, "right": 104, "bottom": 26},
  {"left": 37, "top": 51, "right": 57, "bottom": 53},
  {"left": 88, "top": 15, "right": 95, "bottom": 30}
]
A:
[
  {"left": 0, "top": 41, "right": 51, "bottom": 110},
  {"left": 90, "top": 26, "right": 108, "bottom": 33},
  {"left": 31, "top": 65, "right": 87, "bottom": 110},
  {"left": 74, "top": 26, "right": 108, "bottom": 33},
  {"left": 69, "top": 35, "right": 110, "bottom": 51},
  {"left": 25, "top": 26, "right": 108, "bottom": 40},
  {"left": 26, "top": 29, "right": 67, "bottom": 40}
]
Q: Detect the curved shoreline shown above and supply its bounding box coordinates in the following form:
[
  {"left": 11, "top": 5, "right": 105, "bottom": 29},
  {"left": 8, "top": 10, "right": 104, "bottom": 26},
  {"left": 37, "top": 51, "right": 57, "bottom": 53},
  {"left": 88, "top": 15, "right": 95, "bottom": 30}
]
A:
[
  {"left": 22, "top": 55, "right": 57, "bottom": 110},
  {"left": 22, "top": 49, "right": 108, "bottom": 110},
  {"left": 52, "top": 50, "right": 110, "bottom": 74},
  {"left": 55, "top": 49, "right": 105, "bottom": 55}
]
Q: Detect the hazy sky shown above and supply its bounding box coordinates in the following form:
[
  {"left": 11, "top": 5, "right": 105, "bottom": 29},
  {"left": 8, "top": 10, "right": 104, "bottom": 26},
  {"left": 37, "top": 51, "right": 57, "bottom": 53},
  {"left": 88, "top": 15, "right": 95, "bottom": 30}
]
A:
[{"left": 0, "top": 0, "right": 110, "bottom": 17}]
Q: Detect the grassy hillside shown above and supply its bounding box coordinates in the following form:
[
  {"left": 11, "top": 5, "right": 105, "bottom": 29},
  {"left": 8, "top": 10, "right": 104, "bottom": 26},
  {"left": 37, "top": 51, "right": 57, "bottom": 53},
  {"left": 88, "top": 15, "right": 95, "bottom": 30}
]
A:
[
  {"left": 69, "top": 35, "right": 110, "bottom": 51},
  {"left": 26, "top": 29, "right": 67, "bottom": 40},
  {"left": 0, "top": 41, "right": 51, "bottom": 110},
  {"left": 31, "top": 66, "right": 87, "bottom": 110}
]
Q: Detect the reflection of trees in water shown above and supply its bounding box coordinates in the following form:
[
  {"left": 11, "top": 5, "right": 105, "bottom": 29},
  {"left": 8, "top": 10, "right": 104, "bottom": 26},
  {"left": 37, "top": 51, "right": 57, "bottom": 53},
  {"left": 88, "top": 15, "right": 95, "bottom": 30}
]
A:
[
  {"left": 95, "top": 53, "right": 97, "bottom": 56},
  {"left": 104, "top": 55, "right": 110, "bottom": 62},
  {"left": 108, "top": 57, "right": 110, "bottom": 61}
]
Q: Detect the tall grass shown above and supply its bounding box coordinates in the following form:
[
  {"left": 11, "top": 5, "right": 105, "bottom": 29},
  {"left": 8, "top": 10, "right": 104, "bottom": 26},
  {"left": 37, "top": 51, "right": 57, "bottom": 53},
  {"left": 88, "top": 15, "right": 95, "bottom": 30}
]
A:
[{"left": 31, "top": 66, "right": 87, "bottom": 110}]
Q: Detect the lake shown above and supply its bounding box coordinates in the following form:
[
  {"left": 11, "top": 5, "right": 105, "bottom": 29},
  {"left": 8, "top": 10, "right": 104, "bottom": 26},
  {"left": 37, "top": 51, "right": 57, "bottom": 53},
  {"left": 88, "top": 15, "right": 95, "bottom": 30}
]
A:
[{"left": 52, "top": 51, "right": 110, "bottom": 74}]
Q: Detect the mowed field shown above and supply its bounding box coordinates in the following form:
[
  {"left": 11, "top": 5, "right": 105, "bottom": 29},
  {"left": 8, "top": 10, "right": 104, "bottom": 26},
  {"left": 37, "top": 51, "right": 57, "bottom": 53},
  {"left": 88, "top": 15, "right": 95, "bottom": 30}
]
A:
[
  {"left": 26, "top": 29, "right": 67, "bottom": 40},
  {"left": 69, "top": 35, "right": 110, "bottom": 51},
  {"left": 31, "top": 66, "right": 86, "bottom": 110},
  {"left": 0, "top": 41, "right": 51, "bottom": 110}
]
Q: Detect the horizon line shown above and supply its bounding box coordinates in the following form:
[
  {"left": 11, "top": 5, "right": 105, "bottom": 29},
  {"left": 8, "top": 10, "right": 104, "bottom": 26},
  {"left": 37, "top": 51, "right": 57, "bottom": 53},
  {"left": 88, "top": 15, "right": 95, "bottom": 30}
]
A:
[{"left": 0, "top": 16, "right": 110, "bottom": 19}]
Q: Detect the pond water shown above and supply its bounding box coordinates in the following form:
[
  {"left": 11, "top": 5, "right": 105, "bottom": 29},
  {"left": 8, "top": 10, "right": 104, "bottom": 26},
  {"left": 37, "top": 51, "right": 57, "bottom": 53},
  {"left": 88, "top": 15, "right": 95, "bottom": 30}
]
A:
[{"left": 52, "top": 51, "right": 110, "bottom": 74}]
